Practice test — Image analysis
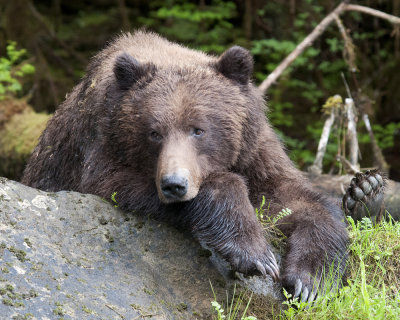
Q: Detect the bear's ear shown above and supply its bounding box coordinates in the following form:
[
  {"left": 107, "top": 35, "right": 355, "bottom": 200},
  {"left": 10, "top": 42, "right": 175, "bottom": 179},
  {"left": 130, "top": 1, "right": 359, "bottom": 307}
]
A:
[
  {"left": 215, "top": 46, "right": 253, "bottom": 85},
  {"left": 113, "top": 52, "right": 155, "bottom": 90}
]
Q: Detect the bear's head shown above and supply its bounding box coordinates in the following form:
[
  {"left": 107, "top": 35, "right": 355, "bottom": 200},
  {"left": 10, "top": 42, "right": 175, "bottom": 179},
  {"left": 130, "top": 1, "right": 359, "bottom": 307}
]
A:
[{"left": 107, "top": 46, "right": 256, "bottom": 204}]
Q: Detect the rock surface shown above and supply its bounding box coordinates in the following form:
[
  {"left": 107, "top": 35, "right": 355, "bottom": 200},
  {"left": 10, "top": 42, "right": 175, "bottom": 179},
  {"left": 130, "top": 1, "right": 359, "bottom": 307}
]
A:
[{"left": 0, "top": 178, "right": 281, "bottom": 319}]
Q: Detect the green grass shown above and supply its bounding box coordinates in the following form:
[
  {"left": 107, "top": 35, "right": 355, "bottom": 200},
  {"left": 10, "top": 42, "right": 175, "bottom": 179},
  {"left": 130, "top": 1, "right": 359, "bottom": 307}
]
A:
[
  {"left": 211, "top": 213, "right": 400, "bottom": 320},
  {"left": 282, "top": 214, "right": 400, "bottom": 320},
  {"left": 211, "top": 283, "right": 256, "bottom": 320}
]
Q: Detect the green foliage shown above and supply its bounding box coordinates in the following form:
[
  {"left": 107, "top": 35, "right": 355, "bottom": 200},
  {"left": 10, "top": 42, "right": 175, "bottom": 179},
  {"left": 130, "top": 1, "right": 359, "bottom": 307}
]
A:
[
  {"left": 255, "top": 196, "right": 267, "bottom": 220},
  {"left": 138, "top": 0, "right": 241, "bottom": 53},
  {"left": 111, "top": 192, "right": 118, "bottom": 208},
  {"left": 0, "top": 41, "right": 35, "bottom": 100},
  {"left": 278, "top": 215, "right": 400, "bottom": 319},
  {"left": 272, "top": 208, "right": 292, "bottom": 224},
  {"left": 359, "top": 122, "right": 400, "bottom": 151},
  {"left": 211, "top": 284, "right": 256, "bottom": 320}
]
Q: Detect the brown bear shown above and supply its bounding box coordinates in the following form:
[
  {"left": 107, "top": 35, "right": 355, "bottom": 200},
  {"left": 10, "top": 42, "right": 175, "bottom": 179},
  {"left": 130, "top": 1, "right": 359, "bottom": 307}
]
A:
[{"left": 22, "top": 31, "right": 349, "bottom": 302}]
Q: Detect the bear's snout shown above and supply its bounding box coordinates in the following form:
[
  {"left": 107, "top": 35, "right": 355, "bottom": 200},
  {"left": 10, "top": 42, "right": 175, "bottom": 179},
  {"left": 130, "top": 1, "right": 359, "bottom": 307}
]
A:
[{"left": 161, "top": 174, "right": 188, "bottom": 200}]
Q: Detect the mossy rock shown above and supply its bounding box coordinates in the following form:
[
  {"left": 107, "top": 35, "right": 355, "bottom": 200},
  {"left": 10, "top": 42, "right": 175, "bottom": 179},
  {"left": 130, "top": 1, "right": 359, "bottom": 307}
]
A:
[{"left": 0, "top": 99, "right": 51, "bottom": 180}]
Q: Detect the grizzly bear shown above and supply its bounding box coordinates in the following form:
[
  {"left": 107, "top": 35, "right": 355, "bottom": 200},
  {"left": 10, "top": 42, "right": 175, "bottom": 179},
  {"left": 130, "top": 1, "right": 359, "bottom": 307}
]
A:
[{"left": 22, "top": 31, "right": 349, "bottom": 302}]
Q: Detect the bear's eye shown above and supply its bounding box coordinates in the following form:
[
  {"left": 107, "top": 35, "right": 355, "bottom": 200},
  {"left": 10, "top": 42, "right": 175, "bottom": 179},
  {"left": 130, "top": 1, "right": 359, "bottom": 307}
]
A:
[
  {"left": 193, "top": 128, "right": 205, "bottom": 137},
  {"left": 150, "top": 131, "right": 163, "bottom": 141}
]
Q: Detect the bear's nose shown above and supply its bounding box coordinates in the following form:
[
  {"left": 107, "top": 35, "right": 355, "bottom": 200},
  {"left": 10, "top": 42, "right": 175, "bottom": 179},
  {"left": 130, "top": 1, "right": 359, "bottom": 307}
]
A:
[{"left": 161, "top": 175, "right": 188, "bottom": 200}]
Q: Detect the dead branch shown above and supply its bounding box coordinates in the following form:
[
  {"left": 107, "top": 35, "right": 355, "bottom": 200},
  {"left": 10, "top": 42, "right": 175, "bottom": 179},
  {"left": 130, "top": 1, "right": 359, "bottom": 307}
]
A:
[
  {"left": 334, "top": 15, "right": 357, "bottom": 72},
  {"left": 345, "top": 4, "right": 400, "bottom": 24},
  {"left": 309, "top": 111, "right": 335, "bottom": 175},
  {"left": 344, "top": 98, "right": 359, "bottom": 168},
  {"left": 259, "top": 2, "right": 400, "bottom": 94}
]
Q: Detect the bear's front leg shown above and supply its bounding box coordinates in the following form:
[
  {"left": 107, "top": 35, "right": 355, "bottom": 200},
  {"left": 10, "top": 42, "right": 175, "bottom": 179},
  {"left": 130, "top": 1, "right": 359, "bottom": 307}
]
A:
[
  {"left": 271, "top": 184, "right": 348, "bottom": 302},
  {"left": 180, "top": 172, "right": 279, "bottom": 281}
]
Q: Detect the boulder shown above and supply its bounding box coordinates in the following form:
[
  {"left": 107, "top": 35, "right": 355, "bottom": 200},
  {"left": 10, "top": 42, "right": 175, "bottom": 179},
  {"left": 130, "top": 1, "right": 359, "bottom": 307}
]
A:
[{"left": 0, "top": 178, "right": 281, "bottom": 319}]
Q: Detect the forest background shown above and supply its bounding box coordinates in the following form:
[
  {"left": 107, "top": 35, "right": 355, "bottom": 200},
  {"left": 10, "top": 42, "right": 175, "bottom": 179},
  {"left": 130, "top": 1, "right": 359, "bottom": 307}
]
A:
[{"left": 1, "top": 0, "right": 399, "bottom": 181}]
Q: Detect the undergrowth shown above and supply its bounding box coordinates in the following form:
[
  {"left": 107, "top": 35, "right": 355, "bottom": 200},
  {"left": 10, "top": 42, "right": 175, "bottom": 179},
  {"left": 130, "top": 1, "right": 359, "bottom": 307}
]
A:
[{"left": 211, "top": 211, "right": 400, "bottom": 320}]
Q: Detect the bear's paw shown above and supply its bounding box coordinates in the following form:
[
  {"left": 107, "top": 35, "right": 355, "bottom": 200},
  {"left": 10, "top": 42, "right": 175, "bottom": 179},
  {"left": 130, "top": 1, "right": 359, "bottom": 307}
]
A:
[{"left": 343, "top": 170, "right": 386, "bottom": 222}]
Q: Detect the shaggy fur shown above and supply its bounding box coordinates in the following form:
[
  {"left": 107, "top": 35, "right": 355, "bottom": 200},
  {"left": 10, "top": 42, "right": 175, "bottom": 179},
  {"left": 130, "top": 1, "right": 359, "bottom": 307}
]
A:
[{"left": 22, "top": 31, "right": 348, "bottom": 300}]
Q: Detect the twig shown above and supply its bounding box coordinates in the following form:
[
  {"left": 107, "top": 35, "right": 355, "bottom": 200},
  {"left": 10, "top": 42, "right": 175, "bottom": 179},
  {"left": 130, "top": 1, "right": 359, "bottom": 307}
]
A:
[
  {"left": 105, "top": 304, "right": 125, "bottom": 319},
  {"left": 341, "top": 73, "right": 352, "bottom": 100},
  {"left": 336, "top": 155, "right": 359, "bottom": 174},
  {"left": 259, "top": 2, "right": 400, "bottom": 93},
  {"left": 334, "top": 15, "right": 357, "bottom": 72}
]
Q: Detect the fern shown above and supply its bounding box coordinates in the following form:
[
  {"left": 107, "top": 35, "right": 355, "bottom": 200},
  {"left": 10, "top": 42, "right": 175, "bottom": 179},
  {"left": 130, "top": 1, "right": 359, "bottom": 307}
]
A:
[
  {"left": 360, "top": 217, "right": 373, "bottom": 230},
  {"left": 273, "top": 208, "right": 292, "bottom": 224},
  {"left": 255, "top": 196, "right": 266, "bottom": 220}
]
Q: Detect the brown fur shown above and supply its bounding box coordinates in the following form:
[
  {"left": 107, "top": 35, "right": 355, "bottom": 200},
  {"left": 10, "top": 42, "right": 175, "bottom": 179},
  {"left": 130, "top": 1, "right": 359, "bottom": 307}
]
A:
[{"left": 22, "top": 31, "right": 348, "bottom": 299}]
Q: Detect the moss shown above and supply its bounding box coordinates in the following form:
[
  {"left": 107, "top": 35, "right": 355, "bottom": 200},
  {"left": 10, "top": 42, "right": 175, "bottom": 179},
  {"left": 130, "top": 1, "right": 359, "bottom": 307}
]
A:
[
  {"left": 130, "top": 303, "right": 141, "bottom": 310},
  {"left": 5, "top": 284, "right": 13, "bottom": 292},
  {"left": 3, "top": 298, "right": 14, "bottom": 306},
  {"left": 175, "top": 302, "right": 188, "bottom": 312},
  {"left": 22, "top": 289, "right": 38, "bottom": 299},
  {"left": 7, "top": 292, "right": 18, "bottom": 300},
  {"left": 143, "top": 287, "right": 155, "bottom": 295},
  {"left": 98, "top": 216, "right": 108, "bottom": 225},
  {"left": 82, "top": 305, "right": 93, "bottom": 314},
  {"left": 1, "top": 267, "right": 9, "bottom": 273},
  {"left": 8, "top": 246, "right": 27, "bottom": 262},
  {"left": 104, "top": 231, "right": 114, "bottom": 243},
  {"left": 53, "top": 306, "right": 64, "bottom": 316},
  {"left": 0, "top": 107, "right": 50, "bottom": 180},
  {"left": 12, "top": 313, "right": 34, "bottom": 320},
  {"left": 134, "top": 221, "right": 145, "bottom": 229},
  {"left": 0, "top": 288, "right": 6, "bottom": 295}
]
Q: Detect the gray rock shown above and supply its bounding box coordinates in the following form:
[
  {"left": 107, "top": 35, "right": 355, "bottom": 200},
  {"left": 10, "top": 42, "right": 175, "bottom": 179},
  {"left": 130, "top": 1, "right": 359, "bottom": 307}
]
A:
[{"left": 0, "top": 178, "right": 282, "bottom": 320}]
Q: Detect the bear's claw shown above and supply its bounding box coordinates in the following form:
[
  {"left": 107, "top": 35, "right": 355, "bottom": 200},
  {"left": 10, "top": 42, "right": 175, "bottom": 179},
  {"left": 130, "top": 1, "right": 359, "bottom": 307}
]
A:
[
  {"left": 284, "top": 271, "right": 322, "bottom": 303},
  {"left": 261, "top": 250, "right": 280, "bottom": 282},
  {"left": 343, "top": 169, "right": 386, "bottom": 222},
  {"left": 232, "top": 246, "right": 280, "bottom": 282}
]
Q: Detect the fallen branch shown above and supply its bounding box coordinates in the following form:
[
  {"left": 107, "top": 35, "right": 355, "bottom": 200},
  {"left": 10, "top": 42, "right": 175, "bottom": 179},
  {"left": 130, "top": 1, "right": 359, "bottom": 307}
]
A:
[{"left": 259, "top": 1, "right": 400, "bottom": 94}]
